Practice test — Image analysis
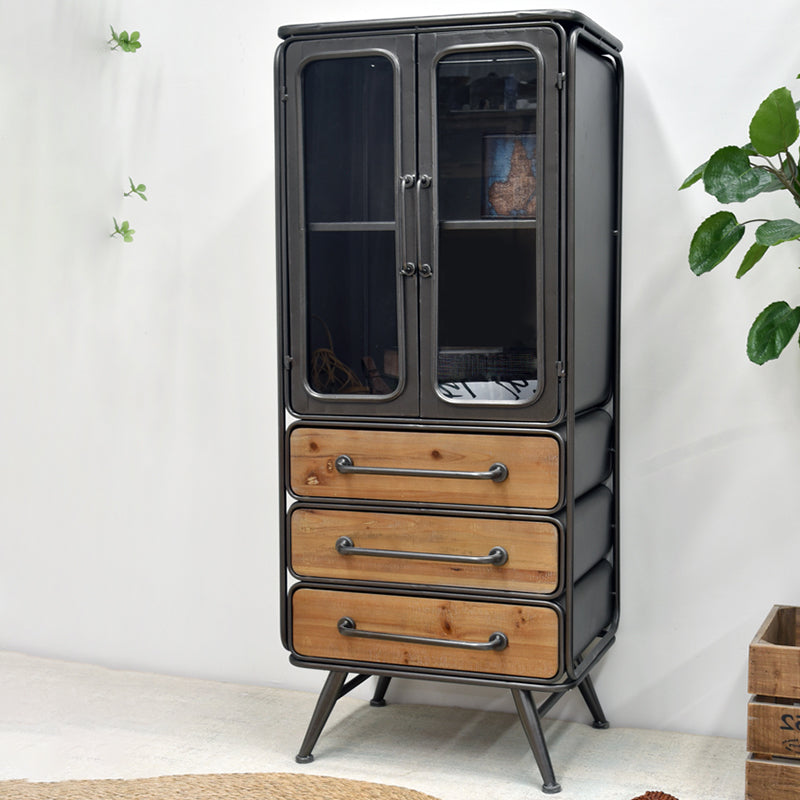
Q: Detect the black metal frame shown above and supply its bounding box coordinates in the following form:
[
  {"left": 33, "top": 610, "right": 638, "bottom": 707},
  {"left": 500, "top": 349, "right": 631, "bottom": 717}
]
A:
[
  {"left": 290, "top": 666, "right": 611, "bottom": 795},
  {"left": 275, "top": 10, "right": 622, "bottom": 795}
]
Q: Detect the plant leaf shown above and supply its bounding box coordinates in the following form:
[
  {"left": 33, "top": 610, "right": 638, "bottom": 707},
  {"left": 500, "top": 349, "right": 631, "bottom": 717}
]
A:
[
  {"left": 746, "top": 301, "right": 800, "bottom": 364},
  {"left": 703, "top": 145, "right": 776, "bottom": 202},
  {"left": 754, "top": 218, "right": 800, "bottom": 246},
  {"left": 688, "top": 211, "right": 745, "bottom": 275},
  {"left": 136, "top": 184, "right": 146, "bottom": 192},
  {"left": 679, "top": 141, "right": 761, "bottom": 191},
  {"left": 679, "top": 162, "right": 706, "bottom": 190},
  {"left": 736, "top": 242, "right": 769, "bottom": 278},
  {"left": 749, "top": 87, "right": 800, "bottom": 157}
]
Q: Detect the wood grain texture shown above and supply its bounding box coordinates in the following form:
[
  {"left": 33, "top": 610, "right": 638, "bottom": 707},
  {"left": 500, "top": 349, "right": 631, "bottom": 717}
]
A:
[
  {"left": 289, "top": 427, "right": 560, "bottom": 509},
  {"left": 746, "top": 755, "right": 800, "bottom": 800},
  {"left": 290, "top": 508, "right": 559, "bottom": 593},
  {"left": 291, "top": 588, "right": 560, "bottom": 679},
  {"left": 748, "top": 696, "right": 800, "bottom": 758},
  {"left": 749, "top": 606, "right": 800, "bottom": 698}
]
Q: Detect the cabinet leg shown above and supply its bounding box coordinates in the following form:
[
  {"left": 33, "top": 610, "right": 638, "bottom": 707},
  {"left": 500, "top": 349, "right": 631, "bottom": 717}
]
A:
[
  {"left": 511, "top": 688, "right": 561, "bottom": 794},
  {"left": 577, "top": 675, "right": 609, "bottom": 729},
  {"left": 370, "top": 676, "right": 392, "bottom": 707},
  {"left": 295, "top": 670, "right": 348, "bottom": 764}
]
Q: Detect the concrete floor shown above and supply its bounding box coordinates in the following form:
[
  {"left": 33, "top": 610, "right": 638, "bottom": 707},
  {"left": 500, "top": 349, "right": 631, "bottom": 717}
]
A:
[{"left": 0, "top": 651, "right": 745, "bottom": 800}]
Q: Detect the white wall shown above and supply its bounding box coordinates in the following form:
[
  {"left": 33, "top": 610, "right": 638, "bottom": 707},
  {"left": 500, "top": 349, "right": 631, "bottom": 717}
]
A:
[{"left": 2, "top": 0, "right": 799, "bottom": 741}]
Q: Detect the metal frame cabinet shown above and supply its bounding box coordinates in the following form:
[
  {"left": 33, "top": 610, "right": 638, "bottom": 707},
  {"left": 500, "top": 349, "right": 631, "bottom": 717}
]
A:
[{"left": 275, "top": 11, "right": 622, "bottom": 793}]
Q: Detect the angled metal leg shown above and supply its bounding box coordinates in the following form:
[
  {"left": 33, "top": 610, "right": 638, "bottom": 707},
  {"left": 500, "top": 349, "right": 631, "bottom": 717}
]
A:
[
  {"left": 296, "top": 670, "right": 348, "bottom": 764},
  {"left": 511, "top": 688, "right": 561, "bottom": 794},
  {"left": 370, "top": 675, "right": 392, "bottom": 707},
  {"left": 578, "top": 675, "right": 609, "bottom": 729}
]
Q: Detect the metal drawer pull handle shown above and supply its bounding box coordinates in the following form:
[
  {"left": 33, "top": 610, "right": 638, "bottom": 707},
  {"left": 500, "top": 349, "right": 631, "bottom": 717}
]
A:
[
  {"left": 335, "top": 536, "right": 508, "bottom": 566},
  {"left": 337, "top": 616, "right": 508, "bottom": 651},
  {"left": 334, "top": 455, "right": 508, "bottom": 483}
]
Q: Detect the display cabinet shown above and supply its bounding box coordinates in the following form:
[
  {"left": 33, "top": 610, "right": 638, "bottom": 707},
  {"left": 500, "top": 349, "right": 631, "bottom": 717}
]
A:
[{"left": 275, "top": 10, "right": 622, "bottom": 793}]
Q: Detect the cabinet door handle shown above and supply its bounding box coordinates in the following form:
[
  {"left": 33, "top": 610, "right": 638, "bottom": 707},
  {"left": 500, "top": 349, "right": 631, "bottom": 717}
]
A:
[
  {"left": 335, "top": 536, "right": 508, "bottom": 566},
  {"left": 337, "top": 616, "right": 508, "bottom": 651},
  {"left": 416, "top": 175, "right": 432, "bottom": 278},
  {"left": 334, "top": 455, "right": 508, "bottom": 482},
  {"left": 399, "top": 174, "right": 416, "bottom": 277}
]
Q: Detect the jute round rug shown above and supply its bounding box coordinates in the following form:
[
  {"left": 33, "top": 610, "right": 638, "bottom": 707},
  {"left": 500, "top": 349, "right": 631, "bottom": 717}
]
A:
[{"left": 0, "top": 773, "right": 443, "bottom": 800}]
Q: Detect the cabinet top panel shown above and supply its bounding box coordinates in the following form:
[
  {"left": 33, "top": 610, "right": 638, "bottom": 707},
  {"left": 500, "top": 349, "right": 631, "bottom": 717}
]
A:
[{"left": 277, "top": 10, "right": 622, "bottom": 52}]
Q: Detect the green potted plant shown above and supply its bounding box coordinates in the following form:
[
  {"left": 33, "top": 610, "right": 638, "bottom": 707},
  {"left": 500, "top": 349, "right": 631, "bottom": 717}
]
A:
[{"left": 681, "top": 75, "right": 800, "bottom": 364}]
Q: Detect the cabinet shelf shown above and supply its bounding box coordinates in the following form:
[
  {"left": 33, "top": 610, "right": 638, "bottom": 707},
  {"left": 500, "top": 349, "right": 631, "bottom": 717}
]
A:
[
  {"left": 308, "top": 221, "right": 396, "bottom": 232},
  {"left": 440, "top": 219, "right": 537, "bottom": 230},
  {"left": 442, "top": 107, "right": 537, "bottom": 121}
]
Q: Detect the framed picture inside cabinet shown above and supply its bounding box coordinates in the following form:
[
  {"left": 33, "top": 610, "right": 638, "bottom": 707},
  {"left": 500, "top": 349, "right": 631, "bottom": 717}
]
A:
[{"left": 482, "top": 133, "right": 537, "bottom": 218}]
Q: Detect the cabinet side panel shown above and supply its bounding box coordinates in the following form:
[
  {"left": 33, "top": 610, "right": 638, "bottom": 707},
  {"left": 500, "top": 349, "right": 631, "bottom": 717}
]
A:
[
  {"left": 572, "top": 559, "right": 613, "bottom": 655},
  {"left": 571, "top": 44, "right": 620, "bottom": 412}
]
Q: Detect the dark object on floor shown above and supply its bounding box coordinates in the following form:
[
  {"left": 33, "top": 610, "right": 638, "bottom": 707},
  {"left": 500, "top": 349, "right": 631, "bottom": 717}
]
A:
[{"left": 631, "top": 792, "right": 679, "bottom": 800}]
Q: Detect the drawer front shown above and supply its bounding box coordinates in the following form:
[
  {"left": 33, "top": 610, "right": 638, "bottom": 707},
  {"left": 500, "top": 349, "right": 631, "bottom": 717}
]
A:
[
  {"left": 290, "top": 507, "right": 559, "bottom": 594},
  {"left": 289, "top": 427, "right": 560, "bottom": 509},
  {"left": 291, "top": 588, "right": 560, "bottom": 679}
]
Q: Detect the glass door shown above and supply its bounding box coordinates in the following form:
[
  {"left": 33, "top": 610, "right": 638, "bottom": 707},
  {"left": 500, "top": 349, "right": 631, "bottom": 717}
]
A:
[
  {"left": 283, "top": 36, "right": 418, "bottom": 417},
  {"left": 417, "top": 29, "right": 561, "bottom": 422}
]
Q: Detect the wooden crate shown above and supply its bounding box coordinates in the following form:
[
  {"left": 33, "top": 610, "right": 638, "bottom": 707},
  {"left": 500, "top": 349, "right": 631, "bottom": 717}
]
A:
[
  {"left": 749, "top": 605, "right": 800, "bottom": 698},
  {"left": 749, "top": 695, "right": 800, "bottom": 758},
  {"left": 746, "top": 755, "right": 800, "bottom": 800},
  {"left": 747, "top": 606, "right": 800, "bottom": 800}
]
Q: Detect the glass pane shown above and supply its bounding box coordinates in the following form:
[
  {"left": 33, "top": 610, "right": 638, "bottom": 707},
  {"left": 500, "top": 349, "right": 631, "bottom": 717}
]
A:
[
  {"left": 434, "top": 48, "right": 540, "bottom": 405},
  {"left": 436, "top": 228, "right": 538, "bottom": 403},
  {"left": 306, "top": 231, "right": 399, "bottom": 396},
  {"left": 301, "top": 54, "right": 400, "bottom": 399},
  {"left": 436, "top": 50, "right": 538, "bottom": 221},
  {"left": 303, "top": 56, "right": 395, "bottom": 223}
]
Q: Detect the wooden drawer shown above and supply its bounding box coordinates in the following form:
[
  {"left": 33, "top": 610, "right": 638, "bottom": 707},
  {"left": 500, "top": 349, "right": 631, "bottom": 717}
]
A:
[
  {"left": 291, "top": 587, "right": 560, "bottom": 679},
  {"left": 288, "top": 427, "right": 560, "bottom": 509},
  {"left": 289, "top": 507, "right": 560, "bottom": 594}
]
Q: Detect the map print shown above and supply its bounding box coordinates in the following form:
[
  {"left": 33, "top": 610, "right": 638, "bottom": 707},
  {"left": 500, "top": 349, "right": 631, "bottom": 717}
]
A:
[{"left": 483, "top": 134, "right": 537, "bottom": 218}]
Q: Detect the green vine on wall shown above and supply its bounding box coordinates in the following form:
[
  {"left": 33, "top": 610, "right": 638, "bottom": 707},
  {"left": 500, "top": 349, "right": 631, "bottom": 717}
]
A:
[
  {"left": 108, "top": 26, "right": 142, "bottom": 53},
  {"left": 108, "top": 26, "right": 147, "bottom": 243},
  {"left": 110, "top": 218, "right": 135, "bottom": 243},
  {"left": 110, "top": 178, "right": 148, "bottom": 243},
  {"left": 124, "top": 178, "right": 148, "bottom": 202}
]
